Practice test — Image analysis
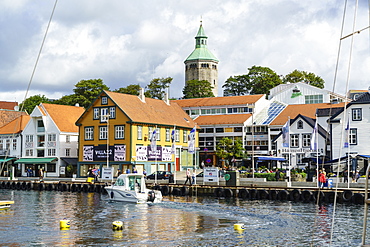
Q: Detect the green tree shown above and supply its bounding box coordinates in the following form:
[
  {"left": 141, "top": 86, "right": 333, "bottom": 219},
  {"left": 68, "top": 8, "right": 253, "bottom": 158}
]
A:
[
  {"left": 114, "top": 84, "right": 141, "bottom": 96},
  {"left": 183, "top": 80, "right": 214, "bottom": 99},
  {"left": 222, "top": 76, "right": 247, "bottom": 96},
  {"left": 145, "top": 77, "right": 172, "bottom": 100},
  {"left": 283, "top": 69, "right": 325, "bottom": 89},
  {"left": 245, "top": 66, "right": 282, "bottom": 95},
  {"left": 19, "top": 95, "right": 50, "bottom": 114},
  {"left": 73, "top": 79, "right": 109, "bottom": 108},
  {"left": 53, "top": 94, "right": 79, "bottom": 106},
  {"left": 215, "top": 137, "right": 245, "bottom": 167}
]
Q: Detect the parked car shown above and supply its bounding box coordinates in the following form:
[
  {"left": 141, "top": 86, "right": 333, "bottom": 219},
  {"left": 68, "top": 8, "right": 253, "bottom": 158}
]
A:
[{"left": 146, "top": 171, "right": 173, "bottom": 180}]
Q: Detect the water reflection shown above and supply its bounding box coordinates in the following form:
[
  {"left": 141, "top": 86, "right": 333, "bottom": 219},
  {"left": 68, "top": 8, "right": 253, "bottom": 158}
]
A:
[{"left": 0, "top": 190, "right": 367, "bottom": 246}]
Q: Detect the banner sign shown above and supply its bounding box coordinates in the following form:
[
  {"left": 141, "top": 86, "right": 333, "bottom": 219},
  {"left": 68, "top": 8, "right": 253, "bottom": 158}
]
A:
[
  {"left": 203, "top": 167, "right": 219, "bottom": 182},
  {"left": 83, "top": 145, "right": 126, "bottom": 162},
  {"left": 135, "top": 145, "right": 173, "bottom": 162}
]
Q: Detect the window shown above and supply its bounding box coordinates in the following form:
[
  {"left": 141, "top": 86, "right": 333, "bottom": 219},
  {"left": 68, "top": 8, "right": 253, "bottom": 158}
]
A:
[
  {"left": 115, "top": 125, "right": 125, "bottom": 139},
  {"left": 37, "top": 120, "right": 45, "bottom": 132},
  {"left": 99, "top": 126, "right": 108, "bottom": 140},
  {"left": 66, "top": 135, "right": 70, "bottom": 143},
  {"left": 100, "top": 108, "right": 109, "bottom": 122},
  {"left": 352, "top": 108, "right": 362, "bottom": 121},
  {"left": 183, "top": 130, "right": 187, "bottom": 143},
  {"left": 37, "top": 135, "right": 45, "bottom": 147},
  {"left": 65, "top": 148, "right": 70, "bottom": 157},
  {"left": 305, "top": 95, "right": 323, "bottom": 104},
  {"left": 48, "top": 134, "right": 56, "bottom": 142},
  {"left": 137, "top": 126, "right": 142, "bottom": 140},
  {"left": 156, "top": 128, "right": 160, "bottom": 141},
  {"left": 0, "top": 140, "right": 2, "bottom": 150},
  {"left": 349, "top": 128, "right": 357, "bottom": 145},
  {"left": 205, "top": 128, "right": 214, "bottom": 133},
  {"left": 6, "top": 140, "right": 10, "bottom": 149},
  {"left": 26, "top": 149, "right": 33, "bottom": 156},
  {"left": 291, "top": 134, "right": 299, "bottom": 147},
  {"left": 302, "top": 134, "right": 311, "bottom": 147},
  {"left": 216, "top": 128, "right": 224, "bottom": 133},
  {"left": 148, "top": 127, "right": 153, "bottom": 139},
  {"left": 297, "top": 120, "right": 303, "bottom": 129},
  {"left": 110, "top": 107, "right": 116, "bottom": 119},
  {"left": 165, "top": 129, "right": 170, "bottom": 142},
  {"left": 175, "top": 130, "right": 180, "bottom": 142},
  {"left": 47, "top": 149, "right": 56, "bottom": 156},
  {"left": 94, "top": 108, "right": 99, "bottom": 119},
  {"left": 102, "top": 96, "right": 108, "bottom": 105},
  {"left": 234, "top": 127, "right": 242, "bottom": 132},
  {"left": 85, "top": 127, "right": 94, "bottom": 140}
]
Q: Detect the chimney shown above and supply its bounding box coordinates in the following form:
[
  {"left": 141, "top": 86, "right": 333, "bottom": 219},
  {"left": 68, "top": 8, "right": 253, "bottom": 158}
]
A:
[
  {"left": 164, "top": 91, "right": 170, "bottom": 105},
  {"left": 139, "top": 87, "right": 145, "bottom": 102}
]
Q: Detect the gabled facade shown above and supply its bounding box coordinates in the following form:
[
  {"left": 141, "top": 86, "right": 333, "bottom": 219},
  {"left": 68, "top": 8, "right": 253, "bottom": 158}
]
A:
[
  {"left": 329, "top": 92, "right": 370, "bottom": 172},
  {"left": 274, "top": 114, "right": 328, "bottom": 168},
  {"left": 0, "top": 115, "right": 30, "bottom": 177},
  {"left": 15, "top": 103, "right": 84, "bottom": 177},
  {"left": 75, "top": 90, "right": 198, "bottom": 178},
  {"left": 269, "top": 82, "right": 347, "bottom": 105}
]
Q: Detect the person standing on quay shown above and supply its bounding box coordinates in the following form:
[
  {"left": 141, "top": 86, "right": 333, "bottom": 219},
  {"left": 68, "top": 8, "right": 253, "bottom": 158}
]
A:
[
  {"left": 318, "top": 170, "right": 326, "bottom": 188},
  {"left": 184, "top": 168, "right": 192, "bottom": 185},
  {"left": 275, "top": 169, "right": 280, "bottom": 181}
]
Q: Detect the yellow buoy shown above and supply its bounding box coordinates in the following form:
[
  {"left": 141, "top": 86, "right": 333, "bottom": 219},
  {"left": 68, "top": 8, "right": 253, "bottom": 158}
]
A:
[
  {"left": 60, "top": 219, "right": 71, "bottom": 229},
  {"left": 112, "top": 221, "right": 123, "bottom": 230},
  {"left": 234, "top": 223, "right": 245, "bottom": 231}
]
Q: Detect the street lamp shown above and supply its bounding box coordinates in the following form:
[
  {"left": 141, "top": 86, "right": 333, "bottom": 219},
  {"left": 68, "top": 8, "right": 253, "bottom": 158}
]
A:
[
  {"left": 251, "top": 109, "right": 255, "bottom": 178},
  {"left": 102, "top": 114, "right": 110, "bottom": 168}
]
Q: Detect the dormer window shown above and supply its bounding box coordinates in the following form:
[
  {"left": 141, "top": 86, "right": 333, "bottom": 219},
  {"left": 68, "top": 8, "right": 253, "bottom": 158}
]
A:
[
  {"left": 297, "top": 120, "right": 303, "bottom": 129},
  {"left": 102, "top": 96, "right": 108, "bottom": 105}
]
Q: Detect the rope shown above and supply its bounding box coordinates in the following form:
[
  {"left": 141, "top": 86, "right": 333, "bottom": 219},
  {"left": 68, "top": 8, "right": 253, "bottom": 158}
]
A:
[
  {"left": 0, "top": 0, "right": 58, "bottom": 176},
  {"left": 329, "top": 0, "right": 359, "bottom": 245}
]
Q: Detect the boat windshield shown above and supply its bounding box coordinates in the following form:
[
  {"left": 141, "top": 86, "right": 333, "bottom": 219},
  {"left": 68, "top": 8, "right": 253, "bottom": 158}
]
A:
[
  {"left": 115, "top": 178, "right": 125, "bottom": 186},
  {"left": 128, "top": 176, "right": 142, "bottom": 191}
]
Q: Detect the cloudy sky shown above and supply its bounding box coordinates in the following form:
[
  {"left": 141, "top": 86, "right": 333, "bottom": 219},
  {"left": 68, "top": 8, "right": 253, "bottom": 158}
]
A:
[{"left": 0, "top": 0, "right": 369, "bottom": 103}]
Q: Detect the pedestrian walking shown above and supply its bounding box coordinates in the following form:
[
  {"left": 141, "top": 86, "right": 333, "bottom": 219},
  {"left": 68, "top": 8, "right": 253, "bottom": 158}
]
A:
[{"left": 184, "top": 168, "right": 192, "bottom": 185}]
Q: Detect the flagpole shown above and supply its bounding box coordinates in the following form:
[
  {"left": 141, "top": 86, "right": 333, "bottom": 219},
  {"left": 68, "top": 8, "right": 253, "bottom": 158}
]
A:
[
  {"left": 315, "top": 116, "right": 319, "bottom": 188},
  {"left": 347, "top": 113, "right": 350, "bottom": 188},
  {"left": 288, "top": 117, "right": 291, "bottom": 186}
]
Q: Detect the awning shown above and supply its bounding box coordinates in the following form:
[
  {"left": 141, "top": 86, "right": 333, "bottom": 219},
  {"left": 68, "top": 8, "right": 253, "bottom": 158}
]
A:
[
  {"left": 301, "top": 157, "right": 324, "bottom": 164},
  {"left": 357, "top": 155, "right": 370, "bottom": 159},
  {"left": 60, "top": 158, "right": 78, "bottom": 165},
  {"left": 256, "top": 156, "right": 286, "bottom": 161},
  {"left": 14, "top": 158, "right": 57, "bottom": 164},
  {"left": 0, "top": 157, "right": 16, "bottom": 163}
]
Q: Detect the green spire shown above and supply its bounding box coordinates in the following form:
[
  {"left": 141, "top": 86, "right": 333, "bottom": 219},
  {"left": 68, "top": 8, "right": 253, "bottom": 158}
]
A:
[{"left": 185, "top": 22, "right": 218, "bottom": 62}]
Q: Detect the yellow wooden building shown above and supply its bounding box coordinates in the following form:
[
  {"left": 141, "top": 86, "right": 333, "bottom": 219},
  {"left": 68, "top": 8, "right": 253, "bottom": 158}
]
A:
[{"left": 75, "top": 90, "right": 198, "bottom": 178}]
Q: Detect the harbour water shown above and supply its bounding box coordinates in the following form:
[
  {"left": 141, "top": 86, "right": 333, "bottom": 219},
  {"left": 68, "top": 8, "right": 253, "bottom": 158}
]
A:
[{"left": 0, "top": 189, "right": 367, "bottom": 246}]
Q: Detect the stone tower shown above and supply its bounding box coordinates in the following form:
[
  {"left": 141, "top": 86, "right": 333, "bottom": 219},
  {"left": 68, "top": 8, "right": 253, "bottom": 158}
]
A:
[{"left": 184, "top": 22, "right": 219, "bottom": 97}]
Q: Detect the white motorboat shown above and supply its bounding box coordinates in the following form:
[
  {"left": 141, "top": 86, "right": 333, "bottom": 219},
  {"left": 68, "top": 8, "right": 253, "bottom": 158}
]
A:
[
  {"left": 104, "top": 174, "right": 162, "bottom": 203},
  {"left": 0, "top": 201, "right": 14, "bottom": 209}
]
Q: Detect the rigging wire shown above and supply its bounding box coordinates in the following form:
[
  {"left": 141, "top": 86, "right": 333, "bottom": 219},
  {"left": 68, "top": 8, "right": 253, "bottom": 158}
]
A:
[
  {"left": 0, "top": 0, "right": 58, "bottom": 176},
  {"left": 329, "top": 0, "right": 359, "bottom": 245}
]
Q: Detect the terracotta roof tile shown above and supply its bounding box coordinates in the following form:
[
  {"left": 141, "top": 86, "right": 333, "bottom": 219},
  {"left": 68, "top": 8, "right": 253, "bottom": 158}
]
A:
[
  {"left": 0, "top": 101, "right": 18, "bottom": 110},
  {"left": 42, "top": 104, "right": 85, "bottom": 132},
  {"left": 194, "top": 114, "right": 251, "bottom": 125},
  {"left": 270, "top": 102, "right": 345, "bottom": 126},
  {"left": 172, "top": 95, "right": 264, "bottom": 107},
  {"left": 0, "top": 110, "right": 27, "bottom": 128},
  {"left": 106, "top": 91, "right": 196, "bottom": 128},
  {"left": 0, "top": 115, "right": 30, "bottom": 134}
]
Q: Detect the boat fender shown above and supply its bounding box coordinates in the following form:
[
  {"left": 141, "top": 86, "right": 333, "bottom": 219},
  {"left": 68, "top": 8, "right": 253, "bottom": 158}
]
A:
[
  {"left": 325, "top": 191, "right": 336, "bottom": 203},
  {"left": 342, "top": 190, "right": 353, "bottom": 202},
  {"left": 26, "top": 182, "right": 32, "bottom": 190},
  {"left": 10, "top": 182, "right": 16, "bottom": 190},
  {"left": 224, "top": 188, "right": 233, "bottom": 198},
  {"left": 214, "top": 188, "right": 224, "bottom": 197},
  {"left": 302, "top": 190, "right": 313, "bottom": 202},
  {"left": 249, "top": 189, "right": 258, "bottom": 200},
  {"left": 352, "top": 193, "right": 364, "bottom": 204},
  {"left": 89, "top": 184, "right": 95, "bottom": 192},
  {"left": 21, "top": 182, "right": 27, "bottom": 190},
  {"left": 239, "top": 188, "right": 249, "bottom": 200},
  {"left": 181, "top": 186, "right": 189, "bottom": 196},
  {"left": 148, "top": 190, "right": 156, "bottom": 202},
  {"left": 71, "top": 184, "right": 77, "bottom": 192},
  {"left": 110, "top": 191, "right": 114, "bottom": 199},
  {"left": 269, "top": 190, "right": 278, "bottom": 200},
  {"left": 290, "top": 189, "right": 302, "bottom": 202},
  {"left": 5, "top": 181, "right": 10, "bottom": 189},
  {"left": 82, "top": 184, "right": 89, "bottom": 192},
  {"left": 112, "top": 221, "right": 123, "bottom": 230},
  {"left": 161, "top": 186, "right": 169, "bottom": 196},
  {"left": 278, "top": 190, "right": 289, "bottom": 201},
  {"left": 172, "top": 188, "right": 181, "bottom": 196},
  {"left": 95, "top": 185, "right": 101, "bottom": 193},
  {"left": 38, "top": 183, "right": 44, "bottom": 191},
  {"left": 314, "top": 191, "right": 325, "bottom": 203},
  {"left": 258, "top": 189, "right": 269, "bottom": 200}
]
